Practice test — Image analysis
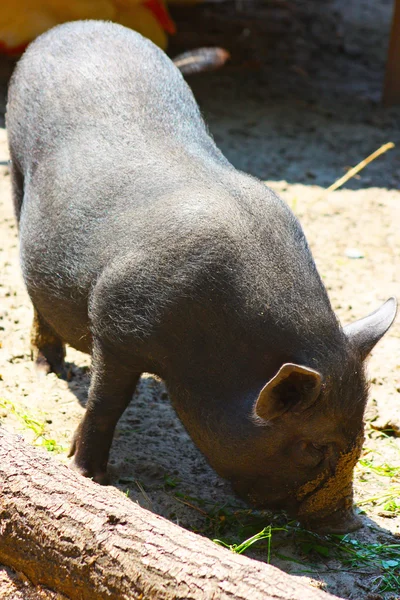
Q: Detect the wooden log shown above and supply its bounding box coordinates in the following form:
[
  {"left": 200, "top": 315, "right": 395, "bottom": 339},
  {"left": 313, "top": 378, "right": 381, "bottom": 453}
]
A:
[
  {"left": 0, "top": 428, "right": 339, "bottom": 600},
  {"left": 383, "top": 0, "right": 400, "bottom": 105}
]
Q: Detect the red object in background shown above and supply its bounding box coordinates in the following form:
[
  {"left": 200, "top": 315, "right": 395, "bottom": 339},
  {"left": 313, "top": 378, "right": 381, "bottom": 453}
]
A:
[
  {"left": 144, "top": 0, "right": 176, "bottom": 34},
  {"left": 0, "top": 0, "right": 176, "bottom": 55},
  {"left": 0, "top": 41, "right": 28, "bottom": 55}
]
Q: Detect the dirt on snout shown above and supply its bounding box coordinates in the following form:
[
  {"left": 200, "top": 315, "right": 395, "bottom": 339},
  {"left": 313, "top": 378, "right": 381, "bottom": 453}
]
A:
[{"left": 297, "top": 434, "right": 364, "bottom": 529}]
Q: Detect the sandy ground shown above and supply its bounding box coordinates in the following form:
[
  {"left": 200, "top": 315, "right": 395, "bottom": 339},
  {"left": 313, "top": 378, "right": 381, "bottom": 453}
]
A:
[{"left": 0, "top": 0, "right": 399, "bottom": 599}]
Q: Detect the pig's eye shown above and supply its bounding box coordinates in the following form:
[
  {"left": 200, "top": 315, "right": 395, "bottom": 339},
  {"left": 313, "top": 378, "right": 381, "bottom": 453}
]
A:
[
  {"left": 294, "top": 441, "right": 327, "bottom": 467},
  {"left": 311, "top": 443, "right": 327, "bottom": 453}
]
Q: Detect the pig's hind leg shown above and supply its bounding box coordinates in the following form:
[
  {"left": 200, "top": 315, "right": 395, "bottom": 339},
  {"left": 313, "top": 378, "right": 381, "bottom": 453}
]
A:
[
  {"left": 10, "top": 158, "right": 67, "bottom": 376},
  {"left": 69, "top": 340, "right": 140, "bottom": 484},
  {"left": 31, "top": 307, "right": 67, "bottom": 377}
]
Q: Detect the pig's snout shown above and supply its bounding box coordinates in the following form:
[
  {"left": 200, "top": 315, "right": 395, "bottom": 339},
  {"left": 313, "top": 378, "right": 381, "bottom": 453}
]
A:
[
  {"left": 296, "top": 435, "right": 364, "bottom": 533},
  {"left": 301, "top": 507, "right": 362, "bottom": 535},
  {"left": 296, "top": 478, "right": 361, "bottom": 534}
]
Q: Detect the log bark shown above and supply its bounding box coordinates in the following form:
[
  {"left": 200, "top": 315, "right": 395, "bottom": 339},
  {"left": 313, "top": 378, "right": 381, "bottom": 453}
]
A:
[{"left": 0, "top": 428, "right": 339, "bottom": 600}]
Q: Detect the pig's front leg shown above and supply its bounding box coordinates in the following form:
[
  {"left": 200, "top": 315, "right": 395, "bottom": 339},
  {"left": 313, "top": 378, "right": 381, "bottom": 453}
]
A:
[{"left": 69, "top": 342, "right": 140, "bottom": 484}]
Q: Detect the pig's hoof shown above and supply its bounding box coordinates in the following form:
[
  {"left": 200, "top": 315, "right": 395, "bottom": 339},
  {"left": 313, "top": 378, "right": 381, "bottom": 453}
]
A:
[
  {"left": 304, "top": 510, "right": 363, "bottom": 534},
  {"left": 68, "top": 435, "right": 77, "bottom": 458},
  {"left": 93, "top": 471, "right": 111, "bottom": 485},
  {"left": 33, "top": 350, "right": 68, "bottom": 379},
  {"left": 69, "top": 457, "right": 110, "bottom": 485},
  {"left": 34, "top": 354, "right": 54, "bottom": 377}
]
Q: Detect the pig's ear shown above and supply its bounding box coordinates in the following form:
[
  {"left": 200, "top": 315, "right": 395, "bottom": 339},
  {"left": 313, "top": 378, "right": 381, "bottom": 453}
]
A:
[
  {"left": 254, "top": 363, "right": 322, "bottom": 422},
  {"left": 344, "top": 297, "right": 397, "bottom": 360}
]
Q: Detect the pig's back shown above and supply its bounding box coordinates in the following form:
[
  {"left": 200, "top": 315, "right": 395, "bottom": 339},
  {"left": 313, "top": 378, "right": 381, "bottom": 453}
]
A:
[
  {"left": 7, "top": 20, "right": 224, "bottom": 175},
  {"left": 6, "top": 20, "right": 337, "bottom": 356}
]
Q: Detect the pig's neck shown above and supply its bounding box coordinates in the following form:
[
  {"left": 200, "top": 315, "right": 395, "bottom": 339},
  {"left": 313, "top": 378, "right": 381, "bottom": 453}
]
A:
[{"left": 168, "top": 379, "right": 265, "bottom": 476}]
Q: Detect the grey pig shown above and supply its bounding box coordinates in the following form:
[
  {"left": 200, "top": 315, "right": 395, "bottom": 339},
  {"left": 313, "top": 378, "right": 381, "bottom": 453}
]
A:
[{"left": 6, "top": 20, "right": 397, "bottom": 533}]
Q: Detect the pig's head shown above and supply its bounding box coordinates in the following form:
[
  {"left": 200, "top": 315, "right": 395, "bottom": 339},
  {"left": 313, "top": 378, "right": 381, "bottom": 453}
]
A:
[{"left": 231, "top": 298, "right": 397, "bottom": 534}]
